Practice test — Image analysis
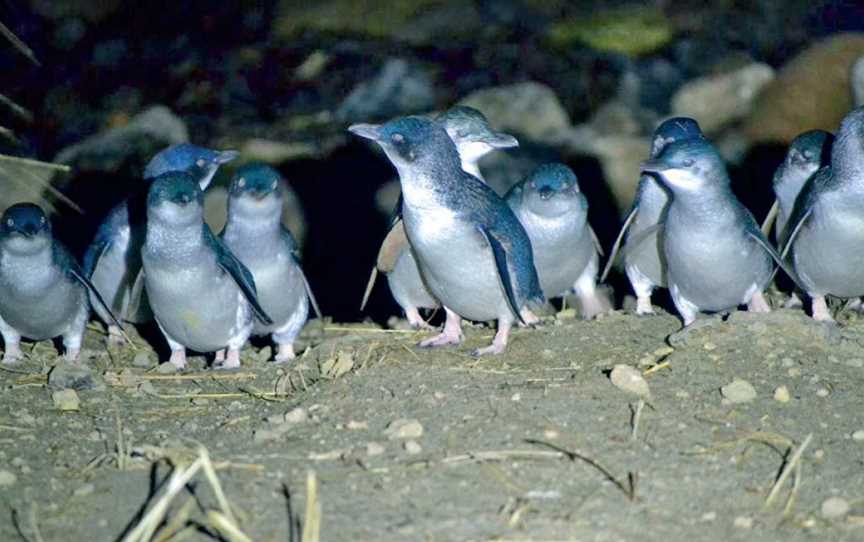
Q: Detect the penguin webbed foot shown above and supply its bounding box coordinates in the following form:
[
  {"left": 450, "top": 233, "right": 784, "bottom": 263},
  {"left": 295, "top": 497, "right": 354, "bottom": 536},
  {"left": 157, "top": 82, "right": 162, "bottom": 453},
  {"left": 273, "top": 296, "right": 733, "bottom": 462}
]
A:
[
  {"left": 213, "top": 349, "right": 241, "bottom": 370},
  {"left": 472, "top": 321, "right": 511, "bottom": 356},
  {"left": 273, "top": 343, "right": 296, "bottom": 363},
  {"left": 635, "top": 295, "right": 656, "bottom": 316},
  {"left": 2, "top": 345, "right": 23, "bottom": 365},
  {"left": 168, "top": 349, "right": 187, "bottom": 370}
]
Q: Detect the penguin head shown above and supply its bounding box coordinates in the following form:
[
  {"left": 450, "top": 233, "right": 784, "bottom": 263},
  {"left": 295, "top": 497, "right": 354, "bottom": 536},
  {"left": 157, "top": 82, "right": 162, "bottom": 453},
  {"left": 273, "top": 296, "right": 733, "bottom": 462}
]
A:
[
  {"left": 650, "top": 117, "right": 704, "bottom": 158},
  {"left": 147, "top": 171, "right": 204, "bottom": 226},
  {"left": 783, "top": 130, "right": 833, "bottom": 177},
  {"left": 0, "top": 203, "right": 52, "bottom": 254},
  {"left": 641, "top": 139, "right": 726, "bottom": 194},
  {"left": 348, "top": 116, "right": 460, "bottom": 172},
  {"left": 437, "top": 106, "right": 518, "bottom": 164},
  {"left": 518, "top": 163, "right": 582, "bottom": 217},
  {"left": 144, "top": 143, "right": 239, "bottom": 190},
  {"left": 228, "top": 163, "right": 284, "bottom": 218}
]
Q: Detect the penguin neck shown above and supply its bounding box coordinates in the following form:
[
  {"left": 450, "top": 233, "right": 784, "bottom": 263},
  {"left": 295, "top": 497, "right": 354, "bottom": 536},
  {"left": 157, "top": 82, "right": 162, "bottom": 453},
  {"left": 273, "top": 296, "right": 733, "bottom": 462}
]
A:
[
  {"left": 394, "top": 158, "right": 459, "bottom": 211},
  {"left": 831, "top": 129, "right": 864, "bottom": 179},
  {"left": 460, "top": 159, "right": 484, "bottom": 182},
  {"left": 671, "top": 185, "right": 737, "bottom": 224},
  {"left": 224, "top": 208, "right": 281, "bottom": 245},
  {"left": 145, "top": 217, "right": 206, "bottom": 261}
]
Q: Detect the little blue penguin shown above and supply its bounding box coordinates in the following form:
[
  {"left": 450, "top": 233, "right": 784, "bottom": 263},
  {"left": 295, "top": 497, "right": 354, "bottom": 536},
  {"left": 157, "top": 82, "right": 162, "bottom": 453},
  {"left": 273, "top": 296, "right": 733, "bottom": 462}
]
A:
[
  {"left": 0, "top": 203, "right": 121, "bottom": 363},
  {"left": 782, "top": 107, "right": 864, "bottom": 322},
  {"left": 641, "top": 138, "right": 783, "bottom": 327},
  {"left": 141, "top": 171, "right": 272, "bottom": 369},
  {"left": 84, "top": 144, "right": 238, "bottom": 345},
  {"left": 350, "top": 116, "right": 544, "bottom": 355},
  {"left": 768, "top": 130, "right": 833, "bottom": 243},
  {"left": 505, "top": 163, "right": 608, "bottom": 318},
  {"left": 366, "top": 106, "right": 519, "bottom": 328},
  {"left": 221, "top": 164, "right": 321, "bottom": 362},
  {"left": 602, "top": 117, "right": 705, "bottom": 315}
]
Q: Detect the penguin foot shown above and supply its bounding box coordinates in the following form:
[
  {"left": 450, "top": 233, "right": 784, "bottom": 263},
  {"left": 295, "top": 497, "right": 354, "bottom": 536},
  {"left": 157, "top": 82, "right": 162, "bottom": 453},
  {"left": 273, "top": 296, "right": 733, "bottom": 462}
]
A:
[
  {"left": 406, "top": 308, "right": 434, "bottom": 330},
  {"left": 64, "top": 348, "right": 80, "bottom": 362},
  {"left": 274, "top": 344, "right": 296, "bottom": 363},
  {"left": 783, "top": 293, "right": 804, "bottom": 309},
  {"left": 811, "top": 296, "right": 835, "bottom": 323},
  {"left": 519, "top": 308, "right": 540, "bottom": 327},
  {"left": 579, "top": 292, "right": 613, "bottom": 320},
  {"left": 747, "top": 291, "right": 771, "bottom": 313},
  {"left": 107, "top": 325, "right": 126, "bottom": 347},
  {"left": 2, "top": 345, "right": 22, "bottom": 365},
  {"left": 215, "top": 349, "right": 226, "bottom": 363},
  {"left": 168, "top": 350, "right": 187, "bottom": 369},
  {"left": 472, "top": 322, "right": 511, "bottom": 356},
  {"left": 418, "top": 330, "right": 463, "bottom": 348},
  {"left": 635, "top": 295, "right": 655, "bottom": 316},
  {"left": 214, "top": 349, "right": 241, "bottom": 370}
]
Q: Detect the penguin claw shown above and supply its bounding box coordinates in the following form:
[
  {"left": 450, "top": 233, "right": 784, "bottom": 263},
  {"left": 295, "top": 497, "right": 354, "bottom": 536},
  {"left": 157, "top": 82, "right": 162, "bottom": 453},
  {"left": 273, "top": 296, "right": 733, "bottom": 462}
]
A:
[{"left": 418, "top": 331, "right": 462, "bottom": 348}]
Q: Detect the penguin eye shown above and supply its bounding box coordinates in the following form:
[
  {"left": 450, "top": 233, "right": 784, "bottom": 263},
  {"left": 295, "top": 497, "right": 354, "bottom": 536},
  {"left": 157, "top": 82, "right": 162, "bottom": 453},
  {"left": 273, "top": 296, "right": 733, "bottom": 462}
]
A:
[
  {"left": 6, "top": 219, "right": 13, "bottom": 227},
  {"left": 40, "top": 216, "right": 46, "bottom": 224},
  {"left": 682, "top": 159, "right": 694, "bottom": 167},
  {"left": 802, "top": 150, "right": 813, "bottom": 160},
  {"left": 238, "top": 177, "right": 246, "bottom": 188},
  {"left": 196, "top": 158, "right": 206, "bottom": 168},
  {"left": 392, "top": 133, "right": 404, "bottom": 144},
  {"left": 271, "top": 180, "right": 278, "bottom": 190}
]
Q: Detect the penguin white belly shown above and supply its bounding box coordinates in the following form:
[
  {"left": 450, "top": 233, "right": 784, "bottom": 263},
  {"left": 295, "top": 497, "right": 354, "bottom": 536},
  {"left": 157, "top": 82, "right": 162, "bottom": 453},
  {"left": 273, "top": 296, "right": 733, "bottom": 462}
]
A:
[
  {"left": 794, "top": 209, "right": 864, "bottom": 297},
  {"left": 145, "top": 263, "right": 250, "bottom": 352},
  {"left": 386, "top": 248, "right": 438, "bottom": 311},
  {"left": 243, "top": 254, "right": 306, "bottom": 336},
  {"left": 404, "top": 207, "right": 509, "bottom": 323},
  {"left": 0, "top": 273, "right": 84, "bottom": 341},
  {"left": 529, "top": 228, "right": 593, "bottom": 298}
]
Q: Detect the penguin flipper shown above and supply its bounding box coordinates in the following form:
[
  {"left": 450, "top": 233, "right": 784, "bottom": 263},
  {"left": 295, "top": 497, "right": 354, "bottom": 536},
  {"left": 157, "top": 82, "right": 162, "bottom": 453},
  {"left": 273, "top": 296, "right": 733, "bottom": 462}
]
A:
[
  {"left": 761, "top": 199, "right": 779, "bottom": 237},
  {"left": 600, "top": 204, "right": 639, "bottom": 283},
  {"left": 360, "top": 267, "right": 377, "bottom": 311},
  {"left": 620, "top": 223, "right": 662, "bottom": 262},
  {"left": 747, "top": 228, "right": 805, "bottom": 291},
  {"left": 477, "top": 224, "right": 525, "bottom": 325},
  {"left": 204, "top": 227, "right": 274, "bottom": 326},
  {"left": 126, "top": 269, "right": 150, "bottom": 322},
  {"left": 300, "top": 270, "right": 323, "bottom": 321},
  {"left": 589, "top": 226, "right": 605, "bottom": 257},
  {"left": 780, "top": 206, "right": 812, "bottom": 260},
  {"left": 376, "top": 220, "right": 409, "bottom": 272}
]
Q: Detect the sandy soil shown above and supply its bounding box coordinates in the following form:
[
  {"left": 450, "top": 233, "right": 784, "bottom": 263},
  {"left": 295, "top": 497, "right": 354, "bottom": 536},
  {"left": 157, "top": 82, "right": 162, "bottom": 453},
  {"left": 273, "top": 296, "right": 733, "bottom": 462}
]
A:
[{"left": 1, "top": 307, "right": 863, "bottom": 541}]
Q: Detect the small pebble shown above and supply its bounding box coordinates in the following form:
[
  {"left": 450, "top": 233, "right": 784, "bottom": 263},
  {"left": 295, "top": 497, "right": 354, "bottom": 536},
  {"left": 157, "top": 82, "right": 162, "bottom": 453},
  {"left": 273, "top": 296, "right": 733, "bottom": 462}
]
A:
[
  {"left": 404, "top": 440, "right": 422, "bottom": 455},
  {"left": 773, "top": 385, "right": 790, "bottom": 403},
  {"left": 73, "top": 483, "right": 95, "bottom": 497},
  {"left": 156, "top": 362, "right": 178, "bottom": 374},
  {"left": 701, "top": 512, "right": 717, "bottom": 522},
  {"left": 821, "top": 497, "right": 850, "bottom": 519},
  {"left": 703, "top": 342, "right": 717, "bottom": 351},
  {"left": 347, "top": 420, "right": 368, "bottom": 430},
  {"left": 383, "top": 419, "right": 424, "bottom": 440},
  {"left": 0, "top": 470, "right": 17, "bottom": 487},
  {"left": 284, "top": 407, "right": 308, "bottom": 424},
  {"left": 816, "top": 388, "right": 829, "bottom": 398},
  {"left": 609, "top": 364, "right": 651, "bottom": 398},
  {"left": 366, "top": 442, "right": 385, "bottom": 456},
  {"left": 52, "top": 389, "right": 80, "bottom": 411},
  {"left": 511, "top": 393, "right": 521, "bottom": 402},
  {"left": 721, "top": 379, "right": 756, "bottom": 404},
  {"left": 851, "top": 430, "right": 864, "bottom": 442},
  {"left": 132, "top": 352, "right": 154, "bottom": 367},
  {"left": 543, "top": 428, "right": 559, "bottom": 440},
  {"left": 733, "top": 516, "right": 754, "bottom": 529}
]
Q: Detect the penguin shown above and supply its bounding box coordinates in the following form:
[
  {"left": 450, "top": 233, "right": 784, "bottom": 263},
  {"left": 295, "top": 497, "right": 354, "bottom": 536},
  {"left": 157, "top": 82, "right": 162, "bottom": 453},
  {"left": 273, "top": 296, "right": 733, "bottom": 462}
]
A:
[
  {"left": 641, "top": 138, "right": 789, "bottom": 327},
  {"left": 505, "top": 163, "right": 608, "bottom": 318},
  {"left": 363, "top": 106, "right": 518, "bottom": 328},
  {"left": 782, "top": 107, "right": 864, "bottom": 322},
  {"left": 0, "top": 203, "right": 121, "bottom": 363},
  {"left": 141, "top": 171, "right": 272, "bottom": 369},
  {"left": 84, "top": 144, "right": 238, "bottom": 344},
  {"left": 602, "top": 117, "right": 705, "bottom": 315},
  {"left": 221, "top": 164, "right": 321, "bottom": 362},
  {"left": 349, "top": 116, "right": 544, "bottom": 355}
]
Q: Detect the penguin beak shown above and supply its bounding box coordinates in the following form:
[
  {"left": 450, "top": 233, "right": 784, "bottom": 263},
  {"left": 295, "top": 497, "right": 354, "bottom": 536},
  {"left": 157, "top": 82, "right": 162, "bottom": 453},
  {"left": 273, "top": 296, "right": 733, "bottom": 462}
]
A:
[
  {"left": 640, "top": 159, "right": 670, "bottom": 175},
  {"left": 538, "top": 186, "right": 555, "bottom": 200},
  {"left": 215, "top": 150, "right": 240, "bottom": 164},
  {"left": 487, "top": 132, "right": 519, "bottom": 149},
  {"left": 174, "top": 193, "right": 193, "bottom": 206},
  {"left": 348, "top": 123, "right": 382, "bottom": 141}
]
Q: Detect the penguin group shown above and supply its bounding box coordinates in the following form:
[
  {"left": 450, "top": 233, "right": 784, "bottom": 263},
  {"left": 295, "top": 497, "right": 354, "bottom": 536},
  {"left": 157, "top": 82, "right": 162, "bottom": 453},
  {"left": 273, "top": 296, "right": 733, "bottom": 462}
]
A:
[{"left": 1, "top": 104, "right": 862, "bottom": 366}]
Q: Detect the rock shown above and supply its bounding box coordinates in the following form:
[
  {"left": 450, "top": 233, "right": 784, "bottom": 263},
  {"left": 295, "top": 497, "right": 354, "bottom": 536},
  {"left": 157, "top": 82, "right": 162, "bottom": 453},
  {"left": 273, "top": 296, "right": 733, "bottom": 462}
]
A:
[
  {"left": 284, "top": 407, "right": 309, "bottom": 425},
  {"left": 48, "top": 364, "right": 95, "bottom": 391},
  {"left": 52, "top": 389, "right": 80, "bottom": 411},
  {"left": 581, "top": 133, "right": 648, "bottom": 213},
  {"left": 239, "top": 139, "right": 321, "bottom": 164},
  {"left": 745, "top": 33, "right": 864, "bottom": 143},
  {"left": 671, "top": 63, "right": 774, "bottom": 134},
  {"left": 773, "top": 385, "right": 791, "bottom": 403},
  {"left": 73, "top": 482, "right": 95, "bottom": 497},
  {"left": 609, "top": 364, "right": 651, "bottom": 398},
  {"left": 320, "top": 351, "right": 355, "bottom": 379},
  {"left": 733, "top": 516, "right": 754, "bottom": 529},
  {"left": 852, "top": 430, "right": 864, "bottom": 442},
  {"left": 156, "top": 362, "right": 178, "bottom": 374},
  {"left": 821, "top": 497, "right": 850, "bottom": 519},
  {"left": 337, "top": 59, "right": 435, "bottom": 123},
  {"left": 0, "top": 470, "right": 17, "bottom": 487},
  {"left": 383, "top": 418, "right": 424, "bottom": 440},
  {"left": 404, "top": 440, "right": 422, "bottom": 455},
  {"left": 132, "top": 352, "right": 154, "bottom": 368},
  {"left": 460, "top": 82, "right": 572, "bottom": 144},
  {"left": 816, "top": 388, "right": 830, "bottom": 398},
  {"left": 545, "top": 5, "right": 673, "bottom": 57},
  {"left": 347, "top": 420, "right": 368, "bottom": 430},
  {"left": 720, "top": 379, "right": 757, "bottom": 404},
  {"left": 366, "top": 442, "right": 385, "bottom": 456},
  {"left": 54, "top": 105, "right": 188, "bottom": 172}
]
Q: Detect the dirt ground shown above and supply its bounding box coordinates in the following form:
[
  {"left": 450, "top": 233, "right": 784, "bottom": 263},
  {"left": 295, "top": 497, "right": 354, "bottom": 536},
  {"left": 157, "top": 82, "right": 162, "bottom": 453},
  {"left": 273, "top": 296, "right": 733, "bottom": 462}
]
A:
[{"left": 1, "top": 306, "right": 863, "bottom": 542}]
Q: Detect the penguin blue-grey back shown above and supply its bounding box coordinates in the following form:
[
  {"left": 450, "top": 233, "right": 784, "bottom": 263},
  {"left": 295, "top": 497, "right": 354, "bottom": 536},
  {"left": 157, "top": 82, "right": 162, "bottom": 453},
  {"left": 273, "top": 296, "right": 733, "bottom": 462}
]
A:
[
  {"left": 221, "top": 163, "right": 321, "bottom": 362},
  {"left": 506, "top": 163, "right": 608, "bottom": 318},
  {"left": 350, "top": 116, "right": 543, "bottom": 355},
  {"left": 142, "top": 171, "right": 271, "bottom": 369}
]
